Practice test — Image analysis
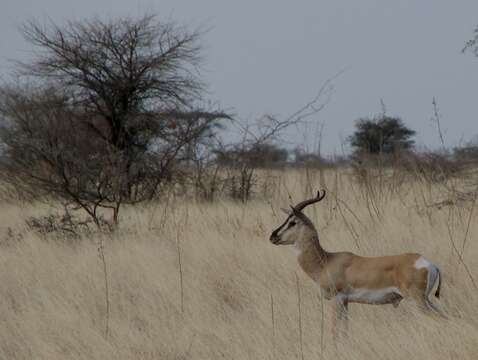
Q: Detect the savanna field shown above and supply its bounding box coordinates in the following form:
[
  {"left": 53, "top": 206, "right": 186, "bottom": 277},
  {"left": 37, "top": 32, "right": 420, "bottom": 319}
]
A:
[{"left": 0, "top": 168, "right": 477, "bottom": 359}]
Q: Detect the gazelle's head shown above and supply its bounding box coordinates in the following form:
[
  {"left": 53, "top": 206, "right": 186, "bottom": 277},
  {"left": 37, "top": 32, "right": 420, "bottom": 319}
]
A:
[{"left": 269, "top": 190, "right": 326, "bottom": 246}]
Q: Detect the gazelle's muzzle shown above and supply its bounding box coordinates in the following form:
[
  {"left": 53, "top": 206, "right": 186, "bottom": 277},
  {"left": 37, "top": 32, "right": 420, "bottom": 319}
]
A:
[
  {"left": 269, "top": 232, "right": 280, "bottom": 244},
  {"left": 269, "top": 216, "right": 290, "bottom": 245}
]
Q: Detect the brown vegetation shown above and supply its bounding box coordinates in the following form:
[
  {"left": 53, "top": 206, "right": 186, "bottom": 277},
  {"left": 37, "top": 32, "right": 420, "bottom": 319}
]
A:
[{"left": 0, "top": 168, "right": 477, "bottom": 359}]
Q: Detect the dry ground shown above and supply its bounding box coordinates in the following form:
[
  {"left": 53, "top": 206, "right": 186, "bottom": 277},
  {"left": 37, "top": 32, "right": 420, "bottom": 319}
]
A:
[{"left": 0, "top": 169, "right": 477, "bottom": 359}]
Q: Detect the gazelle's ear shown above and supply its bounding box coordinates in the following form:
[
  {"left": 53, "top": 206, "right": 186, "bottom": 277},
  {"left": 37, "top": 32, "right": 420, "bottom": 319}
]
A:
[{"left": 280, "top": 208, "right": 292, "bottom": 215}]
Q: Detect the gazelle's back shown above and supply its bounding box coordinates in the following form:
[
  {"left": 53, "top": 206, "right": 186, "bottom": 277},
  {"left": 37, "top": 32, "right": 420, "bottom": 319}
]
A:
[{"left": 344, "top": 252, "right": 426, "bottom": 291}]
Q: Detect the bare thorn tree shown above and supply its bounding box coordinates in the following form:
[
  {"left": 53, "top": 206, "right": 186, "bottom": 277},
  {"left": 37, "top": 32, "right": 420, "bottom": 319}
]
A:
[{"left": 0, "top": 14, "right": 229, "bottom": 228}]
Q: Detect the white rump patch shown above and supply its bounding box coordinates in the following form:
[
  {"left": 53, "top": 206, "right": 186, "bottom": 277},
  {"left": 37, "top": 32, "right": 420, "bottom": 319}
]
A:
[
  {"left": 345, "top": 287, "right": 402, "bottom": 304},
  {"left": 415, "top": 256, "right": 441, "bottom": 296},
  {"left": 414, "top": 256, "right": 431, "bottom": 269}
]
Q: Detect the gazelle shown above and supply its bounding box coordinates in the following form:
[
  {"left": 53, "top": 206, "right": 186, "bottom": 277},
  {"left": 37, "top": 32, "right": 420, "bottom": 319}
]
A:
[{"left": 269, "top": 190, "right": 443, "bottom": 337}]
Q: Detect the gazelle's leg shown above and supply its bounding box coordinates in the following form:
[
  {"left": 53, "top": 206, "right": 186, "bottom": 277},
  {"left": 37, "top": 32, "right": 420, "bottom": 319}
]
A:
[
  {"left": 332, "top": 295, "right": 348, "bottom": 343},
  {"left": 424, "top": 297, "right": 447, "bottom": 318},
  {"left": 408, "top": 288, "right": 429, "bottom": 313},
  {"left": 340, "top": 298, "right": 349, "bottom": 336},
  {"left": 410, "top": 289, "right": 445, "bottom": 317},
  {"left": 332, "top": 299, "right": 339, "bottom": 342}
]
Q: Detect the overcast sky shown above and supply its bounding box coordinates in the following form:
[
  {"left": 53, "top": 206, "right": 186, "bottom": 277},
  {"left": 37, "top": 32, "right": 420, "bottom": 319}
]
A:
[{"left": 1, "top": 0, "right": 478, "bottom": 155}]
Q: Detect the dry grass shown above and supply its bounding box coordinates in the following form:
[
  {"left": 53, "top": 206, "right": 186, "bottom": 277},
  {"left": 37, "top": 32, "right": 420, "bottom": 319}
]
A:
[{"left": 0, "top": 169, "right": 477, "bottom": 359}]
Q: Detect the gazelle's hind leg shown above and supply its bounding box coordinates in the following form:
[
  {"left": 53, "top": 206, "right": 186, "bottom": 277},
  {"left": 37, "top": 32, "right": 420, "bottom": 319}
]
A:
[
  {"left": 411, "top": 293, "right": 434, "bottom": 312},
  {"left": 424, "top": 264, "right": 446, "bottom": 317},
  {"left": 425, "top": 298, "right": 444, "bottom": 314},
  {"left": 411, "top": 293, "right": 446, "bottom": 317},
  {"left": 409, "top": 268, "right": 446, "bottom": 317}
]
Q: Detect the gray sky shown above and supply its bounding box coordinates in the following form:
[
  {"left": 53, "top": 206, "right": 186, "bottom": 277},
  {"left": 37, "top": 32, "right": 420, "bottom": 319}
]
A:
[{"left": 1, "top": 0, "right": 478, "bottom": 155}]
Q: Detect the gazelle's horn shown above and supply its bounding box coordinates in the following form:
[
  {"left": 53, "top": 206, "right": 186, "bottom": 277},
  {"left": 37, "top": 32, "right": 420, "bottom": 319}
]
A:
[{"left": 292, "top": 190, "right": 326, "bottom": 212}]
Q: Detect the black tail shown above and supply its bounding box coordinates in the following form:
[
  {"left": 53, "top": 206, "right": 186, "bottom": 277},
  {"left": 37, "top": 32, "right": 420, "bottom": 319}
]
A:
[{"left": 435, "top": 268, "right": 441, "bottom": 298}]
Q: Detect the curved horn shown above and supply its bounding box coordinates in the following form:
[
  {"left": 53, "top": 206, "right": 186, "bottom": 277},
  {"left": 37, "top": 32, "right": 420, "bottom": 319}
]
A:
[{"left": 293, "top": 190, "right": 326, "bottom": 212}]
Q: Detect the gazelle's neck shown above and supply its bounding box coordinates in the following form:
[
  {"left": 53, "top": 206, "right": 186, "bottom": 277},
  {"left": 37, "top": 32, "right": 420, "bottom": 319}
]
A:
[{"left": 294, "top": 224, "right": 328, "bottom": 278}]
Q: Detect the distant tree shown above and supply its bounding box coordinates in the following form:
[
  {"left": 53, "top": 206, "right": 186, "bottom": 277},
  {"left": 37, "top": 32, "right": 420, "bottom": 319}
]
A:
[
  {"left": 454, "top": 138, "right": 478, "bottom": 161},
  {"left": 349, "top": 116, "right": 415, "bottom": 155},
  {"left": 292, "top": 148, "right": 327, "bottom": 167},
  {"left": 216, "top": 143, "right": 288, "bottom": 168}
]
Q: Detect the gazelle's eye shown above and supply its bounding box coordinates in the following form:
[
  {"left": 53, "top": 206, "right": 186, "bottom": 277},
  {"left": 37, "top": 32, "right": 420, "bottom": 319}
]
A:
[{"left": 288, "top": 221, "right": 296, "bottom": 228}]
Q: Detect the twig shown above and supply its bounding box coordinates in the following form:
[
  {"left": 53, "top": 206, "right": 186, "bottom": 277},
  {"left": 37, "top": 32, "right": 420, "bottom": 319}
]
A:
[
  {"left": 431, "top": 97, "right": 446, "bottom": 150},
  {"left": 97, "top": 236, "right": 110, "bottom": 339},
  {"left": 174, "top": 206, "right": 186, "bottom": 314},
  {"left": 270, "top": 294, "right": 276, "bottom": 359},
  {"left": 335, "top": 200, "right": 360, "bottom": 250},
  {"left": 176, "top": 233, "right": 184, "bottom": 313},
  {"left": 460, "top": 187, "right": 478, "bottom": 257},
  {"left": 446, "top": 208, "right": 478, "bottom": 291},
  {"left": 318, "top": 290, "right": 325, "bottom": 358},
  {"left": 183, "top": 333, "right": 197, "bottom": 358},
  {"left": 230, "top": 69, "right": 346, "bottom": 146},
  {"left": 295, "top": 273, "right": 304, "bottom": 360}
]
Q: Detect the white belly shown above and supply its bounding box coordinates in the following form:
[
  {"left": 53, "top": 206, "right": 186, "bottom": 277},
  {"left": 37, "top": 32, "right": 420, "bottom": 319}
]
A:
[{"left": 345, "top": 287, "right": 403, "bottom": 305}]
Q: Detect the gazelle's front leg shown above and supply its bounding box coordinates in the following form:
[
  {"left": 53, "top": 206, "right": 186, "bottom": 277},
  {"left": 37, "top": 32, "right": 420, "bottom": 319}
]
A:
[{"left": 332, "top": 294, "right": 349, "bottom": 343}]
